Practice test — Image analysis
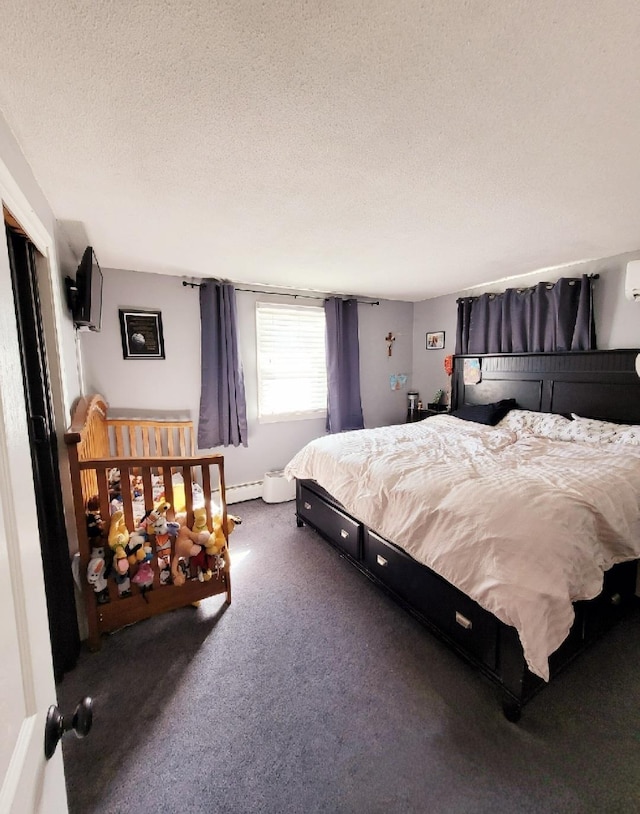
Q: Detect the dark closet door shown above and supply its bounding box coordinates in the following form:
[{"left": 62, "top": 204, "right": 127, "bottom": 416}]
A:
[{"left": 6, "top": 225, "right": 80, "bottom": 680}]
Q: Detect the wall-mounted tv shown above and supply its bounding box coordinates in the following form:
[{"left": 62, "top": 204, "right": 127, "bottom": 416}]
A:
[{"left": 65, "top": 246, "right": 103, "bottom": 331}]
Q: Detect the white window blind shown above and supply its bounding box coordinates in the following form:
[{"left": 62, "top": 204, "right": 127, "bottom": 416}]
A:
[{"left": 256, "top": 302, "right": 327, "bottom": 422}]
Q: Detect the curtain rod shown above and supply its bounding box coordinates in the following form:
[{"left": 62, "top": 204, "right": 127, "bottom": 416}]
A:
[
  {"left": 456, "top": 273, "right": 600, "bottom": 301},
  {"left": 182, "top": 280, "right": 379, "bottom": 305}
]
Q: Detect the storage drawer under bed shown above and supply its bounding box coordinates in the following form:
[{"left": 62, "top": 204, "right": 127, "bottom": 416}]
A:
[
  {"left": 298, "top": 484, "right": 362, "bottom": 560},
  {"left": 582, "top": 559, "right": 638, "bottom": 641},
  {"left": 363, "top": 528, "right": 498, "bottom": 671}
]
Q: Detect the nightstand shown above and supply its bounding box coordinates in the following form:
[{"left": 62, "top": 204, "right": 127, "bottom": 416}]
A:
[{"left": 406, "top": 408, "right": 449, "bottom": 423}]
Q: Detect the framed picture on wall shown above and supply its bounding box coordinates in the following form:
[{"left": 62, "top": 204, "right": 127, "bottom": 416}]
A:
[
  {"left": 119, "top": 309, "right": 165, "bottom": 359},
  {"left": 426, "top": 330, "right": 445, "bottom": 350}
]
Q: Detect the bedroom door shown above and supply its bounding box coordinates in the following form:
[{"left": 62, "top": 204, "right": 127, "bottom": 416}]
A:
[{"left": 0, "top": 206, "right": 68, "bottom": 808}]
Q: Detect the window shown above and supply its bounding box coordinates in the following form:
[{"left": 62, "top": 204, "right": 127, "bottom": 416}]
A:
[{"left": 256, "top": 302, "right": 327, "bottom": 422}]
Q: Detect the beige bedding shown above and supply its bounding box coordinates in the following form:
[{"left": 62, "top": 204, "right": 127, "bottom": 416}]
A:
[{"left": 284, "top": 415, "right": 640, "bottom": 680}]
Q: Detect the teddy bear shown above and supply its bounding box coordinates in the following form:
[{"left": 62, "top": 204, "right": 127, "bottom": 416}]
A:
[
  {"left": 190, "top": 506, "right": 241, "bottom": 579},
  {"left": 169, "top": 507, "right": 241, "bottom": 586},
  {"left": 171, "top": 525, "right": 206, "bottom": 587}
]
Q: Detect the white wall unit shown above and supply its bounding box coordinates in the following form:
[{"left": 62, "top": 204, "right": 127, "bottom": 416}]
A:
[{"left": 625, "top": 260, "right": 640, "bottom": 301}]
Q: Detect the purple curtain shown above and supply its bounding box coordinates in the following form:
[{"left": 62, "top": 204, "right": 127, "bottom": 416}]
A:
[
  {"left": 324, "top": 297, "right": 364, "bottom": 433},
  {"left": 455, "top": 275, "right": 597, "bottom": 354},
  {"left": 198, "top": 280, "right": 248, "bottom": 448}
]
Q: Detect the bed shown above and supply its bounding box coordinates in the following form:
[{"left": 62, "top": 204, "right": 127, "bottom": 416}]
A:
[
  {"left": 285, "top": 350, "right": 640, "bottom": 720},
  {"left": 64, "top": 394, "right": 232, "bottom": 651}
]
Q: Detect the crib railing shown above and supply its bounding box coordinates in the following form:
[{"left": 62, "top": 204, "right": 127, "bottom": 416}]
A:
[{"left": 64, "top": 395, "right": 229, "bottom": 651}]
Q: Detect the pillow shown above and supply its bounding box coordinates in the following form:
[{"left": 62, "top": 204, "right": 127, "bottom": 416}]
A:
[
  {"left": 451, "top": 399, "right": 517, "bottom": 426},
  {"left": 563, "top": 414, "right": 640, "bottom": 445},
  {"left": 496, "top": 409, "right": 572, "bottom": 437},
  {"left": 613, "top": 426, "right": 640, "bottom": 445}
]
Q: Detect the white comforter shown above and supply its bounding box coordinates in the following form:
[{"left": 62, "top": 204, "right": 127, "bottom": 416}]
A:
[{"left": 284, "top": 415, "right": 640, "bottom": 679}]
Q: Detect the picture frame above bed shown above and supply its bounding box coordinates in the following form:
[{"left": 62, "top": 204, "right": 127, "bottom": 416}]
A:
[{"left": 119, "top": 308, "right": 165, "bottom": 360}]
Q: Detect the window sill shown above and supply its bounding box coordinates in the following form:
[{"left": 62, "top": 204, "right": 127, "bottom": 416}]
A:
[{"left": 258, "top": 411, "right": 327, "bottom": 424}]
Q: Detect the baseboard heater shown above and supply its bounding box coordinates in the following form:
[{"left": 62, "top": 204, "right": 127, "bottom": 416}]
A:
[{"left": 212, "top": 480, "right": 263, "bottom": 504}]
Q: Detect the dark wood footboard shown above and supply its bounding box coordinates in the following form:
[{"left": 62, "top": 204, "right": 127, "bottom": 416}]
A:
[{"left": 295, "top": 478, "right": 638, "bottom": 721}]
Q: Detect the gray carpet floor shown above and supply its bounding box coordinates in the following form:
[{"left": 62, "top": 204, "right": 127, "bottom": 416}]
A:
[{"left": 58, "top": 498, "right": 640, "bottom": 813}]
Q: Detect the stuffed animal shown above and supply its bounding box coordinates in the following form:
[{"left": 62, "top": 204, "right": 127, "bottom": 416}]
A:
[
  {"left": 190, "top": 507, "right": 241, "bottom": 579},
  {"left": 171, "top": 525, "right": 205, "bottom": 586},
  {"left": 154, "top": 498, "right": 171, "bottom": 516},
  {"left": 125, "top": 499, "right": 171, "bottom": 567},
  {"left": 200, "top": 508, "right": 241, "bottom": 558},
  {"left": 132, "top": 561, "right": 154, "bottom": 591},
  {"left": 136, "top": 499, "right": 171, "bottom": 539},
  {"left": 108, "top": 511, "right": 130, "bottom": 575},
  {"left": 108, "top": 468, "right": 122, "bottom": 501},
  {"left": 169, "top": 507, "right": 242, "bottom": 586},
  {"left": 151, "top": 512, "right": 179, "bottom": 566},
  {"left": 147, "top": 509, "right": 178, "bottom": 582},
  {"left": 132, "top": 475, "right": 144, "bottom": 498},
  {"left": 85, "top": 495, "right": 104, "bottom": 540},
  {"left": 114, "top": 572, "right": 131, "bottom": 597},
  {"left": 87, "top": 556, "right": 109, "bottom": 603},
  {"left": 192, "top": 506, "right": 209, "bottom": 535},
  {"left": 126, "top": 524, "right": 146, "bottom": 565},
  {"left": 188, "top": 507, "right": 213, "bottom": 579},
  {"left": 189, "top": 547, "right": 213, "bottom": 582},
  {"left": 126, "top": 515, "right": 157, "bottom": 567}
]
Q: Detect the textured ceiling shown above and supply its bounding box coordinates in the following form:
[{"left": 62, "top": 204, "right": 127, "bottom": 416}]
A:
[{"left": 1, "top": 1, "right": 640, "bottom": 301}]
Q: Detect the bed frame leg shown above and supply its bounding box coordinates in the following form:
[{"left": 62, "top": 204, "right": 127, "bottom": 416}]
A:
[
  {"left": 296, "top": 516, "right": 304, "bottom": 528},
  {"left": 501, "top": 696, "right": 522, "bottom": 723}
]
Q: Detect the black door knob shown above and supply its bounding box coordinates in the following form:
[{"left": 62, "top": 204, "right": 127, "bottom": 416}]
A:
[{"left": 44, "top": 697, "right": 93, "bottom": 760}]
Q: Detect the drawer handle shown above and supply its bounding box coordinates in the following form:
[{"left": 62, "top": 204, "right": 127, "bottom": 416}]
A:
[
  {"left": 304, "top": 501, "right": 311, "bottom": 510},
  {"left": 376, "top": 554, "right": 388, "bottom": 567},
  {"left": 340, "top": 529, "right": 349, "bottom": 539},
  {"left": 610, "top": 592, "right": 622, "bottom": 606},
  {"left": 455, "top": 611, "right": 473, "bottom": 630}
]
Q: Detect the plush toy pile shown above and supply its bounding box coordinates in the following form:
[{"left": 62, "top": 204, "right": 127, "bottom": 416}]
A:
[{"left": 85, "top": 496, "right": 240, "bottom": 600}]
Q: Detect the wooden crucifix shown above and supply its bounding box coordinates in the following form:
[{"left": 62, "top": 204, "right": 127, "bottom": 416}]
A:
[{"left": 385, "top": 332, "right": 396, "bottom": 356}]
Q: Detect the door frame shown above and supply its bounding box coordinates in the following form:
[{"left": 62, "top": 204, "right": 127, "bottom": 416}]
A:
[{"left": 0, "top": 152, "right": 70, "bottom": 810}]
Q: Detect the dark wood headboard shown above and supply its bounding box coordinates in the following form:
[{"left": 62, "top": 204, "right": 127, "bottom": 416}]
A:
[{"left": 452, "top": 350, "right": 640, "bottom": 424}]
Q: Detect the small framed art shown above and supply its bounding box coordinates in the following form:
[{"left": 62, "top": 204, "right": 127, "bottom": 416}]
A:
[
  {"left": 426, "top": 331, "right": 445, "bottom": 350},
  {"left": 119, "top": 309, "right": 165, "bottom": 359}
]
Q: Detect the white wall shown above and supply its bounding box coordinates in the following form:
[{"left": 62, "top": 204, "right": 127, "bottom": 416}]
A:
[
  {"left": 412, "top": 293, "right": 458, "bottom": 407},
  {"left": 0, "top": 111, "right": 81, "bottom": 417},
  {"left": 411, "top": 251, "right": 640, "bottom": 403},
  {"left": 79, "top": 267, "right": 414, "bottom": 487},
  {"left": 358, "top": 296, "right": 414, "bottom": 427}
]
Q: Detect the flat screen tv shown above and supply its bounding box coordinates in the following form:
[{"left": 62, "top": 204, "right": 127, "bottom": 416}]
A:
[{"left": 66, "top": 246, "right": 103, "bottom": 331}]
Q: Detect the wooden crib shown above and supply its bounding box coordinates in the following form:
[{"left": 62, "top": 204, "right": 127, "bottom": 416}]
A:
[{"left": 64, "top": 394, "right": 231, "bottom": 651}]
